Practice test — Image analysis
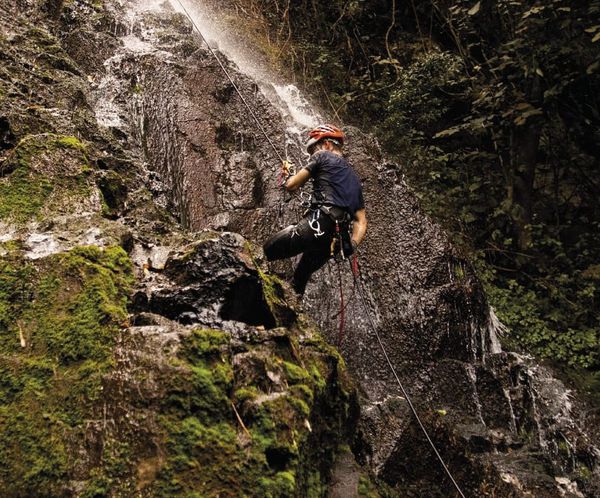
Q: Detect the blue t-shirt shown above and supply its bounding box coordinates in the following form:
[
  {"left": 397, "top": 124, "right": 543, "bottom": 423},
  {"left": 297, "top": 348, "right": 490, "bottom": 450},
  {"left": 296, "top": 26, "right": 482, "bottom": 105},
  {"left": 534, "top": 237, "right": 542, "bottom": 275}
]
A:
[{"left": 304, "top": 151, "right": 365, "bottom": 217}]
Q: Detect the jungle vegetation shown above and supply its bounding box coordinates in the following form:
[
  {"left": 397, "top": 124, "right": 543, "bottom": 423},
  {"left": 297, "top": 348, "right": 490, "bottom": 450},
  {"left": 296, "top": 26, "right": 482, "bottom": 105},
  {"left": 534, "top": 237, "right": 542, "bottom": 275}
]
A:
[{"left": 232, "top": 0, "right": 600, "bottom": 394}]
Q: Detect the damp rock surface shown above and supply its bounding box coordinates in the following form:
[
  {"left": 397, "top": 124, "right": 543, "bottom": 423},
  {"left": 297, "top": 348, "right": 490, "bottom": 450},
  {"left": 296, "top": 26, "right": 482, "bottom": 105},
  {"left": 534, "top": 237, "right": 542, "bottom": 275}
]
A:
[
  {"left": 0, "top": 1, "right": 598, "bottom": 497},
  {"left": 0, "top": 1, "right": 356, "bottom": 496}
]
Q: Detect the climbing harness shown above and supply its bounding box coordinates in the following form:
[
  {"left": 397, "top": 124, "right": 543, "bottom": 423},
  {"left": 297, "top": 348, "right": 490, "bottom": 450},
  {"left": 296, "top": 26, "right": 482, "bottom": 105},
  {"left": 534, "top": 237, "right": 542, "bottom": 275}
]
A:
[
  {"left": 308, "top": 209, "right": 325, "bottom": 237},
  {"left": 174, "top": 4, "right": 464, "bottom": 495},
  {"left": 299, "top": 191, "right": 311, "bottom": 208},
  {"left": 349, "top": 257, "right": 467, "bottom": 498}
]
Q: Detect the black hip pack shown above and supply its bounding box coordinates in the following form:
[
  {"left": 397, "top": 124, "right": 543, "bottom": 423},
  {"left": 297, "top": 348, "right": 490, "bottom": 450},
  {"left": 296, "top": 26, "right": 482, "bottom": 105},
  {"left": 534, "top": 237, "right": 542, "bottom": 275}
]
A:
[{"left": 318, "top": 205, "right": 354, "bottom": 259}]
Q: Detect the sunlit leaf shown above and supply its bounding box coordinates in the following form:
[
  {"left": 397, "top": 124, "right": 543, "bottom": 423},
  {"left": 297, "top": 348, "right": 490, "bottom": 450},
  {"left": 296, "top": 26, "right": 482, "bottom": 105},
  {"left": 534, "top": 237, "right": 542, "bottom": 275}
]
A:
[
  {"left": 434, "top": 126, "right": 462, "bottom": 138},
  {"left": 514, "top": 108, "right": 543, "bottom": 125},
  {"left": 586, "top": 61, "right": 600, "bottom": 74},
  {"left": 468, "top": 2, "right": 481, "bottom": 16}
]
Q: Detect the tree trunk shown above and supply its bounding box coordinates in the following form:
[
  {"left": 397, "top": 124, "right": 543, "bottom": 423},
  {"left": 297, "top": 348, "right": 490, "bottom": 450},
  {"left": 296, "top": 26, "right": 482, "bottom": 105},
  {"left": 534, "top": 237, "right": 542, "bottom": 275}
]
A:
[
  {"left": 509, "top": 76, "right": 542, "bottom": 251},
  {"left": 510, "top": 124, "right": 540, "bottom": 250}
]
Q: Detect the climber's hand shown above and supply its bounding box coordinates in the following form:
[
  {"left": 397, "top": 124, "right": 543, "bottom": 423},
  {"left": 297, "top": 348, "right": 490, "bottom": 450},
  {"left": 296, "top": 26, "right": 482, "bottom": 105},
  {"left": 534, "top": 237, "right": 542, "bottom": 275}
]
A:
[
  {"left": 278, "top": 161, "right": 295, "bottom": 188},
  {"left": 284, "top": 167, "right": 310, "bottom": 192},
  {"left": 281, "top": 160, "right": 294, "bottom": 178}
]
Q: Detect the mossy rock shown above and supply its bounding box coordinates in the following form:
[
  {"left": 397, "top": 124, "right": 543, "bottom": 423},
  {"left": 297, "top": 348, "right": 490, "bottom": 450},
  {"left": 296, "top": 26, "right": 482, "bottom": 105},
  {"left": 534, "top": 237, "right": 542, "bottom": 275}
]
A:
[
  {"left": 150, "top": 320, "right": 355, "bottom": 497},
  {"left": 0, "top": 133, "right": 95, "bottom": 224},
  {"left": 0, "top": 244, "right": 133, "bottom": 496}
]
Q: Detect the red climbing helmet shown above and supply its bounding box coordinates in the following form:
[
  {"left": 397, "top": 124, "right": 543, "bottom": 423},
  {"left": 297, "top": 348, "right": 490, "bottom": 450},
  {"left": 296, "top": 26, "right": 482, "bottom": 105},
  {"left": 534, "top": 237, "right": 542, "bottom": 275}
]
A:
[{"left": 306, "top": 124, "right": 345, "bottom": 152}]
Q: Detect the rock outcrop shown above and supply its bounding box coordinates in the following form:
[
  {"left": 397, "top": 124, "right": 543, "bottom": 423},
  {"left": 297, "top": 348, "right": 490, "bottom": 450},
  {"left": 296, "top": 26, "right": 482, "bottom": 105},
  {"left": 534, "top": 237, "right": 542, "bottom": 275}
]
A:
[
  {"left": 0, "top": 0, "right": 598, "bottom": 497},
  {"left": 0, "top": 1, "right": 358, "bottom": 496}
]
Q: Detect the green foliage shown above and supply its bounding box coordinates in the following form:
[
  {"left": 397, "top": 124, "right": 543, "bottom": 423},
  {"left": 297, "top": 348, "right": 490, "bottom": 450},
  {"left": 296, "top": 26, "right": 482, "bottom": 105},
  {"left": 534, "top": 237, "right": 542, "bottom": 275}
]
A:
[
  {"left": 239, "top": 0, "right": 600, "bottom": 377},
  {"left": 478, "top": 257, "right": 599, "bottom": 368},
  {"left": 377, "top": 51, "right": 466, "bottom": 150},
  {"left": 0, "top": 245, "right": 133, "bottom": 495}
]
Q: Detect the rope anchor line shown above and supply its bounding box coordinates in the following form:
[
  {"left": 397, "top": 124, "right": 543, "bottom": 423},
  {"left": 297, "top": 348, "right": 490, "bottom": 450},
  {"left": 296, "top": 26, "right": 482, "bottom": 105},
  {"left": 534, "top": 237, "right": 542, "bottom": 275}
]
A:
[
  {"left": 352, "top": 263, "right": 467, "bottom": 498},
  {"left": 174, "top": 1, "right": 466, "bottom": 496},
  {"left": 173, "top": 0, "right": 285, "bottom": 164}
]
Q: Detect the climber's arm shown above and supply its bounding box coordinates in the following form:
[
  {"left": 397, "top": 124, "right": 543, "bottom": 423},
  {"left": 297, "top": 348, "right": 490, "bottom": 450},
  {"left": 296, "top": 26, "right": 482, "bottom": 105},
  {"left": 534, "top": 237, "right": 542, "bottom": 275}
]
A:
[
  {"left": 352, "top": 208, "right": 367, "bottom": 248},
  {"left": 285, "top": 168, "right": 311, "bottom": 192}
]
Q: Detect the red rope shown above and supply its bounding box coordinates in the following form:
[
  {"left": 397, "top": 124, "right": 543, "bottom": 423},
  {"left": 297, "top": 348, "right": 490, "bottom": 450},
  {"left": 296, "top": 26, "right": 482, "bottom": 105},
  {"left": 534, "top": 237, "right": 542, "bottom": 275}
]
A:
[
  {"left": 277, "top": 169, "right": 286, "bottom": 187},
  {"left": 352, "top": 253, "right": 359, "bottom": 278},
  {"left": 337, "top": 262, "right": 345, "bottom": 347},
  {"left": 336, "top": 249, "right": 360, "bottom": 347}
]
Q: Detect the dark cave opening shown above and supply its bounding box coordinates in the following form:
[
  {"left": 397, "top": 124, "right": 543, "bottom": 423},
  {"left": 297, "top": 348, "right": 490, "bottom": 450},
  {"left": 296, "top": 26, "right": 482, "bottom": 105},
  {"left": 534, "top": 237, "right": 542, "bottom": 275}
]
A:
[{"left": 220, "top": 275, "right": 277, "bottom": 329}]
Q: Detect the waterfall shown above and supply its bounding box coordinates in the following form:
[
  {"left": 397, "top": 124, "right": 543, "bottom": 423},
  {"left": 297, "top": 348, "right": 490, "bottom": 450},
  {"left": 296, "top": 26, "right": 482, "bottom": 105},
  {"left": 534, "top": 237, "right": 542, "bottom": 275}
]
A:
[
  {"left": 168, "top": 0, "right": 322, "bottom": 135},
  {"left": 82, "top": 2, "right": 599, "bottom": 495}
]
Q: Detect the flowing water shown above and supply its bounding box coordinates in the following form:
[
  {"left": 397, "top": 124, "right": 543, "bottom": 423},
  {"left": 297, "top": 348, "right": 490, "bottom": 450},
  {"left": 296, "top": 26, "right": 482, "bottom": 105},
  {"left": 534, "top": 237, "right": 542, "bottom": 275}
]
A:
[
  {"left": 84, "top": 1, "right": 599, "bottom": 495},
  {"left": 168, "top": 0, "right": 322, "bottom": 134}
]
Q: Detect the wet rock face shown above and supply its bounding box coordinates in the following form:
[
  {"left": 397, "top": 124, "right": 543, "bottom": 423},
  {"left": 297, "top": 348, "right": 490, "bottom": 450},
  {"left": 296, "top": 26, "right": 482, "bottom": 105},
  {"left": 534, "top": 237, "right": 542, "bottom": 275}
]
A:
[
  {"left": 108, "top": 3, "right": 599, "bottom": 497},
  {"left": 0, "top": 0, "right": 597, "bottom": 496},
  {"left": 109, "top": 6, "right": 295, "bottom": 239},
  {"left": 138, "top": 232, "right": 281, "bottom": 330}
]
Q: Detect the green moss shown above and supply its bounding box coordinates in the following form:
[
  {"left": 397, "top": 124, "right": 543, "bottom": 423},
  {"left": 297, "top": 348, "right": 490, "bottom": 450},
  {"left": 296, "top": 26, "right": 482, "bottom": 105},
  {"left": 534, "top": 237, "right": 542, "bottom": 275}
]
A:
[
  {"left": 234, "top": 386, "right": 259, "bottom": 402},
  {"left": 166, "top": 329, "right": 234, "bottom": 418},
  {"left": 290, "top": 383, "right": 314, "bottom": 404},
  {"left": 258, "top": 269, "right": 286, "bottom": 308},
  {"left": 0, "top": 407, "right": 69, "bottom": 495},
  {"left": 309, "top": 364, "right": 327, "bottom": 390},
  {"left": 0, "top": 239, "right": 22, "bottom": 253},
  {"left": 18, "top": 245, "right": 133, "bottom": 363},
  {"left": 0, "top": 134, "right": 91, "bottom": 223},
  {"left": 0, "top": 254, "right": 36, "bottom": 327},
  {"left": 288, "top": 396, "right": 311, "bottom": 418},
  {"left": 358, "top": 475, "right": 380, "bottom": 497},
  {"left": 56, "top": 135, "right": 87, "bottom": 151},
  {"left": 183, "top": 328, "right": 230, "bottom": 358},
  {"left": 162, "top": 417, "right": 238, "bottom": 473},
  {"left": 281, "top": 360, "right": 310, "bottom": 384},
  {"left": 577, "top": 463, "right": 593, "bottom": 480},
  {"left": 154, "top": 328, "right": 250, "bottom": 496},
  {"left": 356, "top": 470, "right": 398, "bottom": 498},
  {"left": 305, "top": 471, "right": 326, "bottom": 498},
  {"left": 258, "top": 471, "right": 296, "bottom": 497},
  {"left": 81, "top": 474, "right": 111, "bottom": 498},
  {"left": 0, "top": 245, "right": 133, "bottom": 495},
  {"left": 0, "top": 167, "right": 53, "bottom": 223}
]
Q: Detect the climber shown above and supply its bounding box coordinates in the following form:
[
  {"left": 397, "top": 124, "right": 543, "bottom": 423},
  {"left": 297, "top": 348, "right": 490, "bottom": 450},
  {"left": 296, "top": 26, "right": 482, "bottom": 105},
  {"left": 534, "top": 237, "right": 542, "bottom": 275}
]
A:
[{"left": 263, "top": 124, "right": 367, "bottom": 296}]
